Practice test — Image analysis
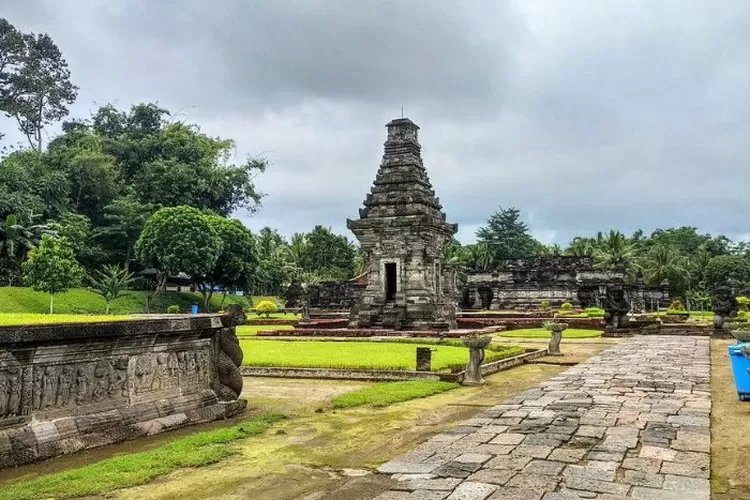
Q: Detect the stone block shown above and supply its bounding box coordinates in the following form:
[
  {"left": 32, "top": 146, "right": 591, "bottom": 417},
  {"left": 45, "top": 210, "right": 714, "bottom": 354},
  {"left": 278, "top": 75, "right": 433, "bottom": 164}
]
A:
[
  {"left": 489, "top": 433, "right": 525, "bottom": 446},
  {"left": 548, "top": 448, "right": 587, "bottom": 463},
  {"left": 623, "top": 470, "right": 665, "bottom": 488},
  {"left": 466, "top": 469, "right": 516, "bottom": 486},
  {"left": 446, "top": 482, "right": 498, "bottom": 500}
]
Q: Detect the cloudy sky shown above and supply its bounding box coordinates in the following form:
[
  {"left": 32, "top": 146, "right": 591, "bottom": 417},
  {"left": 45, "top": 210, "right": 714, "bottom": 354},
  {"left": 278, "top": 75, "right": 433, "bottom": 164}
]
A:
[{"left": 2, "top": 0, "right": 749, "bottom": 245}]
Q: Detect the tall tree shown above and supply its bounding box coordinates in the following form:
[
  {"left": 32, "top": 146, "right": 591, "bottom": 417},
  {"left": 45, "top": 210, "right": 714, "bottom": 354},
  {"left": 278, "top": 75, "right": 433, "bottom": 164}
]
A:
[
  {"left": 704, "top": 255, "right": 750, "bottom": 290},
  {"left": 299, "top": 225, "right": 356, "bottom": 280},
  {"left": 96, "top": 195, "right": 154, "bottom": 266},
  {"left": 204, "top": 215, "right": 258, "bottom": 309},
  {"left": 476, "top": 207, "right": 539, "bottom": 263},
  {"left": 0, "top": 18, "right": 77, "bottom": 151}
]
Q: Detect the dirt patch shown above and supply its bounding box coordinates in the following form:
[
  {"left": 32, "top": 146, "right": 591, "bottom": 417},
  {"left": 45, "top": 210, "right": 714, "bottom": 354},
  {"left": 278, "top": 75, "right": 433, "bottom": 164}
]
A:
[{"left": 711, "top": 338, "right": 750, "bottom": 500}]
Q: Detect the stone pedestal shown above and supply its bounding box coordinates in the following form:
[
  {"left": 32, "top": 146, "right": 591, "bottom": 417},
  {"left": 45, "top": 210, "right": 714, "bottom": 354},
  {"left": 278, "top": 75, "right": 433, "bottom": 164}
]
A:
[
  {"left": 546, "top": 323, "right": 567, "bottom": 356},
  {"left": 416, "top": 347, "right": 433, "bottom": 372},
  {"left": 461, "top": 336, "right": 491, "bottom": 385}
]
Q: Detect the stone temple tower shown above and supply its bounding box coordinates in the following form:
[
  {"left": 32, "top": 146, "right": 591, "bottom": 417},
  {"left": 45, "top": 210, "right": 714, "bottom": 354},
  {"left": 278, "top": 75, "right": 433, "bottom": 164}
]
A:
[{"left": 347, "top": 118, "right": 458, "bottom": 329}]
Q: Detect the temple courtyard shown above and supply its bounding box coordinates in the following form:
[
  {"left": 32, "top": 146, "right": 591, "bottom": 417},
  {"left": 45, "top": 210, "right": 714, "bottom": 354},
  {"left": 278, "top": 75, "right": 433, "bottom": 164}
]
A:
[{"left": 1, "top": 334, "right": 747, "bottom": 500}]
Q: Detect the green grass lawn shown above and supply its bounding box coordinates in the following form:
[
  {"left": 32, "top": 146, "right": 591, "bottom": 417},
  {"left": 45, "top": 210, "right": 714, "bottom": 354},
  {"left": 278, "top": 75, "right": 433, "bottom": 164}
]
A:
[
  {"left": 0, "top": 287, "right": 252, "bottom": 315},
  {"left": 0, "top": 313, "right": 136, "bottom": 326},
  {"left": 332, "top": 380, "right": 459, "bottom": 408},
  {"left": 236, "top": 324, "right": 296, "bottom": 336},
  {"left": 239, "top": 340, "right": 525, "bottom": 371},
  {"left": 499, "top": 328, "right": 602, "bottom": 339},
  {"left": 0, "top": 414, "right": 284, "bottom": 500}
]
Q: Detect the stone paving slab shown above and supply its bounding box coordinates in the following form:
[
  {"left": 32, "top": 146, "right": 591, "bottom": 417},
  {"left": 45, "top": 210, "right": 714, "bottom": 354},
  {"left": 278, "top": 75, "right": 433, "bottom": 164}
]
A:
[{"left": 373, "top": 336, "right": 710, "bottom": 500}]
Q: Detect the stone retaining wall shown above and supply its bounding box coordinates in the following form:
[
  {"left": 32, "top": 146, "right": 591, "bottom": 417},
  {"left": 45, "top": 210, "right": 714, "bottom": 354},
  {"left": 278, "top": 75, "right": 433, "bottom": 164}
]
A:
[
  {"left": 239, "top": 348, "right": 547, "bottom": 383},
  {"left": 0, "top": 314, "right": 246, "bottom": 468},
  {"left": 240, "top": 366, "right": 441, "bottom": 381}
]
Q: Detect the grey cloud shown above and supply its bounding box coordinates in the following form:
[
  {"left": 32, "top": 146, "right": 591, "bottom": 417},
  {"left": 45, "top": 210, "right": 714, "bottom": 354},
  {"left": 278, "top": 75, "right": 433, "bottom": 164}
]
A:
[{"left": 1, "top": 0, "right": 749, "bottom": 245}]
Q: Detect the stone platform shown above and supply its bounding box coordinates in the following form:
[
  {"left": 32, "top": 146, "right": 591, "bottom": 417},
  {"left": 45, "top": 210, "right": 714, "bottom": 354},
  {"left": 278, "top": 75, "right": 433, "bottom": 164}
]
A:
[
  {"left": 0, "top": 314, "right": 246, "bottom": 468},
  {"left": 374, "top": 336, "right": 711, "bottom": 500}
]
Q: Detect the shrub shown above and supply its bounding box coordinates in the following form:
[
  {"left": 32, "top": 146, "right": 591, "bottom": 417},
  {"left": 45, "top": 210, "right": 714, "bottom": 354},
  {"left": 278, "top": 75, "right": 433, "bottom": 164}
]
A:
[
  {"left": 255, "top": 300, "right": 277, "bottom": 318},
  {"left": 167, "top": 305, "right": 180, "bottom": 314},
  {"left": 666, "top": 309, "right": 689, "bottom": 316},
  {"left": 668, "top": 299, "right": 685, "bottom": 311},
  {"left": 560, "top": 302, "right": 573, "bottom": 311},
  {"left": 737, "top": 296, "right": 750, "bottom": 312},
  {"left": 585, "top": 307, "right": 605, "bottom": 318},
  {"left": 540, "top": 300, "right": 550, "bottom": 310}
]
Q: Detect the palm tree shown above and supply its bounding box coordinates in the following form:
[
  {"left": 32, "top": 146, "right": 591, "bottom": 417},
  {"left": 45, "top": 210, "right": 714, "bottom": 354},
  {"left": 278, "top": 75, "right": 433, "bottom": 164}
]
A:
[
  {"left": 0, "top": 214, "right": 54, "bottom": 260},
  {"left": 466, "top": 244, "right": 494, "bottom": 271},
  {"left": 641, "top": 244, "right": 688, "bottom": 289},
  {"left": 88, "top": 264, "right": 134, "bottom": 314},
  {"left": 565, "top": 237, "right": 596, "bottom": 257},
  {"left": 687, "top": 245, "right": 712, "bottom": 290},
  {"left": 353, "top": 247, "right": 369, "bottom": 278},
  {"left": 592, "top": 230, "right": 638, "bottom": 271},
  {"left": 540, "top": 244, "right": 563, "bottom": 256}
]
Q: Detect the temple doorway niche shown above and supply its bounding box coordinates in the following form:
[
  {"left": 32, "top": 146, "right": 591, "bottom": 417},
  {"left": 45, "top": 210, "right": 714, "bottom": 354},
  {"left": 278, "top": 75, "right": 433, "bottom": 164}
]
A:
[{"left": 385, "top": 263, "right": 397, "bottom": 301}]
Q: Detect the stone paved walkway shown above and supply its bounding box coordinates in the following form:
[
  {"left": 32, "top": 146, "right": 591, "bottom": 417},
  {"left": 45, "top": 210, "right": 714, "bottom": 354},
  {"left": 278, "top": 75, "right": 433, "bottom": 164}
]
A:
[{"left": 374, "top": 336, "right": 711, "bottom": 500}]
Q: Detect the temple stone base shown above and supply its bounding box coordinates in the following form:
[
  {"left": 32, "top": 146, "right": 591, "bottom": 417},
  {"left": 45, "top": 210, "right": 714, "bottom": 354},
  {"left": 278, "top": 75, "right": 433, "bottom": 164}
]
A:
[{"left": 0, "top": 314, "right": 246, "bottom": 468}]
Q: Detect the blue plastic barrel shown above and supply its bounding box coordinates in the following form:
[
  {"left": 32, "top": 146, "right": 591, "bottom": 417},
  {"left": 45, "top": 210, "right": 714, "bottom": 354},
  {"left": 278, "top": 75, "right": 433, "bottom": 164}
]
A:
[
  {"left": 191, "top": 304, "right": 199, "bottom": 315},
  {"left": 728, "top": 343, "right": 750, "bottom": 401}
]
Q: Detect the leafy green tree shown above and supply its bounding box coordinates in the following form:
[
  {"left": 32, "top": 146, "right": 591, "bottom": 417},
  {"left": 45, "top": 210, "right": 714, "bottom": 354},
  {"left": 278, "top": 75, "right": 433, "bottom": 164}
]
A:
[
  {"left": 0, "top": 18, "right": 77, "bottom": 151},
  {"left": 704, "top": 255, "right": 750, "bottom": 290},
  {"left": 299, "top": 225, "right": 356, "bottom": 280},
  {"left": 688, "top": 289, "right": 712, "bottom": 316},
  {"left": 0, "top": 149, "right": 67, "bottom": 218},
  {"left": 22, "top": 234, "right": 83, "bottom": 313},
  {"left": 87, "top": 264, "right": 133, "bottom": 314},
  {"left": 96, "top": 195, "right": 154, "bottom": 265},
  {"left": 476, "top": 207, "right": 539, "bottom": 262},
  {"left": 50, "top": 103, "right": 268, "bottom": 216},
  {"left": 0, "top": 255, "right": 21, "bottom": 286},
  {"left": 204, "top": 215, "right": 258, "bottom": 309},
  {"left": 135, "top": 205, "right": 223, "bottom": 311},
  {"left": 48, "top": 212, "right": 106, "bottom": 269}
]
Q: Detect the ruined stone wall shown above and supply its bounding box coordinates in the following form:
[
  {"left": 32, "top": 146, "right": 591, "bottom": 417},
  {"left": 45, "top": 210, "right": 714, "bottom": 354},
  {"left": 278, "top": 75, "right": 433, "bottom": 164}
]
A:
[
  {"left": 0, "top": 315, "right": 245, "bottom": 468},
  {"left": 308, "top": 282, "right": 366, "bottom": 309},
  {"left": 462, "top": 257, "right": 669, "bottom": 311}
]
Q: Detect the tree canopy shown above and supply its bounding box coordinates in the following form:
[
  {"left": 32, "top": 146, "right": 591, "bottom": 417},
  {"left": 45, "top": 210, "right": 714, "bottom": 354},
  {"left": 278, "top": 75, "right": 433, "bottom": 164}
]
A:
[{"left": 476, "top": 207, "right": 540, "bottom": 264}]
